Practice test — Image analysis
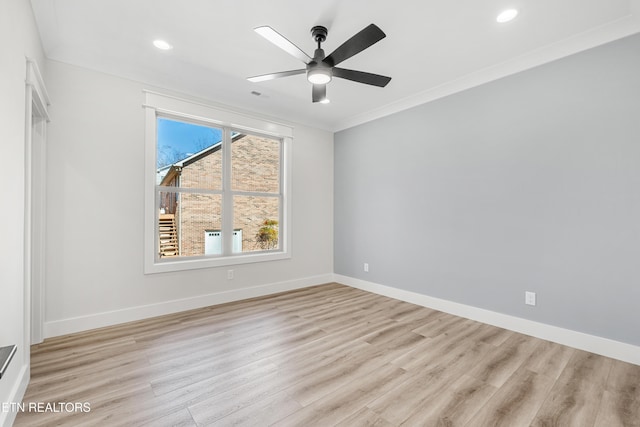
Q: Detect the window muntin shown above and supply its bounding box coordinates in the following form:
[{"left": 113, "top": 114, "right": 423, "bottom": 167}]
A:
[{"left": 144, "top": 91, "right": 292, "bottom": 273}]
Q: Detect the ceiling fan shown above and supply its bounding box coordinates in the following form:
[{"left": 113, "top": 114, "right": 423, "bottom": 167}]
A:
[{"left": 247, "top": 24, "right": 391, "bottom": 103}]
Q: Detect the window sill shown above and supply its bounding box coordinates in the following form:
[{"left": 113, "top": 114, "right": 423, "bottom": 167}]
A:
[{"left": 144, "top": 251, "right": 291, "bottom": 274}]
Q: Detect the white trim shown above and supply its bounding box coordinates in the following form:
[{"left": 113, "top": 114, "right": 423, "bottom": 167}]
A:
[
  {"left": 222, "top": 127, "right": 233, "bottom": 256},
  {"left": 334, "top": 274, "right": 640, "bottom": 366},
  {"left": 0, "top": 363, "right": 30, "bottom": 427},
  {"left": 148, "top": 250, "right": 291, "bottom": 274},
  {"left": 43, "top": 274, "right": 333, "bottom": 338},
  {"left": 334, "top": 14, "right": 640, "bottom": 132},
  {"left": 25, "top": 58, "right": 49, "bottom": 347},
  {"left": 24, "top": 84, "right": 34, "bottom": 354},
  {"left": 25, "top": 58, "right": 50, "bottom": 121},
  {"left": 144, "top": 105, "right": 158, "bottom": 271},
  {"left": 143, "top": 90, "right": 293, "bottom": 138},
  {"left": 27, "top": 114, "right": 47, "bottom": 346},
  {"left": 281, "top": 134, "right": 293, "bottom": 257}
]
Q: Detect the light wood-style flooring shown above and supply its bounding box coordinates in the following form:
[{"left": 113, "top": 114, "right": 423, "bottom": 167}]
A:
[{"left": 14, "top": 283, "right": 640, "bottom": 426}]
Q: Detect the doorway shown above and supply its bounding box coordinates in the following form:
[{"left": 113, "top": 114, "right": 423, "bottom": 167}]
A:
[{"left": 25, "top": 59, "right": 49, "bottom": 345}]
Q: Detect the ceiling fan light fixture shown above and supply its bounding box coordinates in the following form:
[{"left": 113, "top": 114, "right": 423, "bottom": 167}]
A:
[
  {"left": 307, "top": 68, "right": 332, "bottom": 84},
  {"left": 153, "top": 39, "right": 173, "bottom": 50},
  {"left": 496, "top": 9, "right": 519, "bottom": 23}
]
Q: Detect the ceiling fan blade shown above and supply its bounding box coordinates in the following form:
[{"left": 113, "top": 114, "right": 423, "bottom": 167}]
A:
[
  {"left": 247, "top": 69, "right": 306, "bottom": 83},
  {"left": 312, "top": 84, "right": 327, "bottom": 103},
  {"left": 333, "top": 68, "right": 391, "bottom": 87},
  {"left": 254, "top": 26, "right": 312, "bottom": 64},
  {"left": 324, "top": 24, "right": 386, "bottom": 67}
]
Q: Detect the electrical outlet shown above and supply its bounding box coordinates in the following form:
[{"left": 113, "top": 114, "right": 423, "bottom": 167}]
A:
[
  {"left": 525, "top": 291, "right": 536, "bottom": 306},
  {"left": 364, "top": 263, "right": 369, "bottom": 272},
  {"left": 227, "top": 270, "right": 234, "bottom": 280}
]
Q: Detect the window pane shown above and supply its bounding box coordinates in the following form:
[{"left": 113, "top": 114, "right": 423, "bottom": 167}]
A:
[
  {"left": 233, "top": 195, "right": 280, "bottom": 252},
  {"left": 156, "top": 117, "right": 223, "bottom": 190},
  {"left": 158, "top": 191, "right": 222, "bottom": 258},
  {"left": 232, "top": 134, "right": 280, "bottom": 193},
  {"left": 146, "top": 93, "right": 292, "bottom": 273}
]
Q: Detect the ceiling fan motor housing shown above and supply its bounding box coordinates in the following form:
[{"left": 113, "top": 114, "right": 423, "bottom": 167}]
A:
[
  {"left": 311, "top": 26, "right": 328, "bottom": 44},
  {"left": 307, "top": 26, "right": 332, "bottom": 84}
]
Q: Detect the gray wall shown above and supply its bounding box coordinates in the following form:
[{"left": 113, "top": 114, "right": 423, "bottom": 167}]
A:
[{"left": 335, "top": 34, "right": 640, "bottom": 346}]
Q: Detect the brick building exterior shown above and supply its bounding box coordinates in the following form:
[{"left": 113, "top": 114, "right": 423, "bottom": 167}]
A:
[{"left": 158, "top": 134, "right": 280, "bottom": 257}]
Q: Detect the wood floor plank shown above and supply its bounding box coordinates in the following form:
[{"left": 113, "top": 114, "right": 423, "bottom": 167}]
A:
[
  {"left": 398, "top": 319, "right": 487, "bottom": 372},
  {"left": 465, "top": 368, "right": 555, "bottom": 426},
  {"left": 532, "top": 350, "right": 612, "bottom": 427},
  {"left": 367, "top": 364, "right": 456, "bottom": 424},
  {"left": 520, "top": 339, "right": 575, "bottom": 380},
  {"left": 412, "top": 312, "right": 467, "bottom": 338},
  {"left": 181, "top": 368, "right": 285, "bottom": 424},
  {"left": 207, "top": 390, "right": 302, "bottom": 427},
  {"left": 273, "top": 363, "right": 408, "bottom": 427},
  {"left": 399, "top": 374, "right": 497, "bottom": 426},
  {"left": 150, "top": 358, "right": 278, "bottom": 397},
  {"left": 593, "top": 358, "right": 640, "bottom": 427},
  {"left": 468, "top": 333, "right": 540, "bottom": 387},
  {"left": 285, "top": 333, "right": 424, "bottom": 407},
  {"left": 182, "top": 339, "right": 373, "bottom": 423},
  {"left": 594, "top": 390, "right": 640, "bottom": 427},
  {"left": 138, "top": 408, "right": 196, "bottom": 427},
  {"left": 335, "top": 407, "right": 395, "bottom": 427},
  {"left": 606, "top": 358, "right": 640, "bottom": 399},
  {"left": 13, "top": 283, "right": 636, "bottom": 427},
  {"left": 71, "top": 387, "right": 169, "bottom": 427},
  {"left": 473, "top": 323, "right": 514, "bottom": 347}
]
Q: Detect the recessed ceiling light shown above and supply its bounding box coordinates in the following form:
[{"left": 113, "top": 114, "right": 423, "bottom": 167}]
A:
[
  {"left": 319, "top": 98, "right": 330, "bottom": 104},
  {"left": 153, "top": 40, "right": 173, "bottom": 50},
  {"left": 496, "top": 9, "right": 518, "bottom": 23}
]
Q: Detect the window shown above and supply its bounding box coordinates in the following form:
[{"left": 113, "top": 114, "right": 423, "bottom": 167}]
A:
[{"left": 144, "top": 92, "right": 292, "bottom": 273}]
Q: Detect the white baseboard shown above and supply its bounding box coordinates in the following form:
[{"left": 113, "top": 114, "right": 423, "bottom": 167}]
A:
[
  {"left": 0, "top": 363, "right": 29, "bottom": 427},
  {"left": 43, "top": 274, "right": 333, "bottom": 339},
  {"left": 334, "top": 274, "right": 640, "bottom": 366}
]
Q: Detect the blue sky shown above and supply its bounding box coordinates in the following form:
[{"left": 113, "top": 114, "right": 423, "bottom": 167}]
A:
[{"left": 157, "top": 118, "right": 222, "bottom": 167}]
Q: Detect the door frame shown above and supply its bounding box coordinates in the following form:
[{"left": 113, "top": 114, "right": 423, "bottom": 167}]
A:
[{"left": 25, "top": 58, "right": 50, "bottom": 346}]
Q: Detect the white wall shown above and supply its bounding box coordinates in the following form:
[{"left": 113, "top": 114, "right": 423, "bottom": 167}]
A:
[
  {"left": 43, "top": 60, "right": 334, "bottom": 336},
  {"left": 0, "top": 0, "right": 46, "bottom": 425}
]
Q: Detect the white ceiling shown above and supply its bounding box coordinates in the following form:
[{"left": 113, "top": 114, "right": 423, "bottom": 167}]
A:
[{"left": 30, "top": 0, "right": 640, "bottom": 131}]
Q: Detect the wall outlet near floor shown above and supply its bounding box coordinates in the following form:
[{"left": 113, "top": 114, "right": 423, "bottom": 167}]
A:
[
  {"left": 364, "top": 263, "right": 369, "bottom": 272},
  {"left": 525, "top": 291, "right": 536, "bottom": 306},
  {"left": 227, "top": 269, "right": 234, "bottom": 280}
]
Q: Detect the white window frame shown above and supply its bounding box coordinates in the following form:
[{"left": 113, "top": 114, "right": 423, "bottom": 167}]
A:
[{"left": 143, "top": 91, "right": 292, "bottom": 274}]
